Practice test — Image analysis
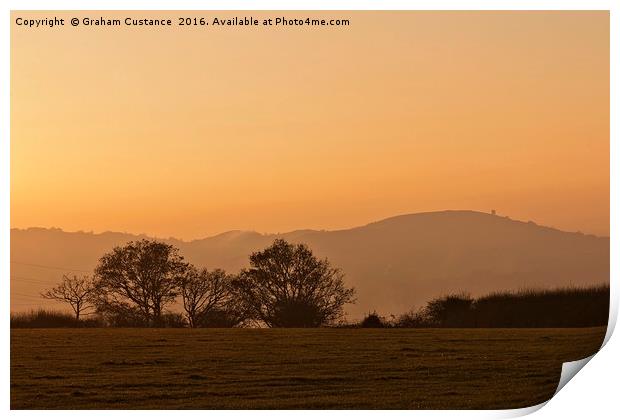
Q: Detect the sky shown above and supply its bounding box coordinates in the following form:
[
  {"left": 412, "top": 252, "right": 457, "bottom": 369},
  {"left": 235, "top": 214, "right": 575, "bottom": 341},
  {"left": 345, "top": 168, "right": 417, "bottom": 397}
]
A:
[{"left": 11, "top": 11, "right": 609, "bottom": 239}]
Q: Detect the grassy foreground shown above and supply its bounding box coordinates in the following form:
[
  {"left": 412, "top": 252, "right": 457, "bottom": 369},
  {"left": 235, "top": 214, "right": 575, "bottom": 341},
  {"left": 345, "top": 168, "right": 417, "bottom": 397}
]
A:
[{"left": 11, "top": 327, "right": 605, "bottom": 409}]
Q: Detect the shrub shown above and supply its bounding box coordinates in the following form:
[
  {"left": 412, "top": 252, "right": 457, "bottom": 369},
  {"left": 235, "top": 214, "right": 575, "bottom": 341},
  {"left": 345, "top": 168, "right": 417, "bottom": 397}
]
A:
[
  {"left": 424, "top": 293, "right": 474, "bottom": 327},
  {"left": 158, "top": 312, "right": 188, "bottom": 328},
  {"left": 360, "top": 311, "right": 387, "bottom": 328},
  {"left": 395, "top": 285, "right": 609, "bottom": 328},
  {"left": 196, "top": 309, "right": 247, "bottom": 328},
  {"left": 102, "top": 310, "right": 187, "bottom": 328},
  {"left": 396, "top": 309, "right": 431, "bottom": 328},
  {"left": 10, "top": 309, "right": 103, "bottom": 328},
  {"left": 473, "top": 285, "right": 609, "bottom": 328}
]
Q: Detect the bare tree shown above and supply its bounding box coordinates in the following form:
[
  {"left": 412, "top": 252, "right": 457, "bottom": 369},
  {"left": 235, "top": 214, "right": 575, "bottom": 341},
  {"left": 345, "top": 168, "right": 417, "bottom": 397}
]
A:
[
  {"left": 94, "top": 239, "right": 188, "bottom": 326},
  {"left": 180, "top": 267, "right": 233, "bottom": 328},
  {"left": 233, "top": 239, "right": 356, "bottom": 327},
  {"left": 41, "top": 274, "right": 96, "bottom": 321}
]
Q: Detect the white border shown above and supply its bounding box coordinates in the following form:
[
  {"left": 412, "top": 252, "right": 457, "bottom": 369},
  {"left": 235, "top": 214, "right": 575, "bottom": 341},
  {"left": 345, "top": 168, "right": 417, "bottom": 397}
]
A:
[{"left": 2, "top": 1, "right": 617, "bottom": 419}]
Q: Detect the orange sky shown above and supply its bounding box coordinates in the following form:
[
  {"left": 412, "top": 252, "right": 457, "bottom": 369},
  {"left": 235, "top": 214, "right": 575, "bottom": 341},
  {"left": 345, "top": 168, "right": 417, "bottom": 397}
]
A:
[{"left": 11, "top": 11, "right": 609, "bottom": 239}]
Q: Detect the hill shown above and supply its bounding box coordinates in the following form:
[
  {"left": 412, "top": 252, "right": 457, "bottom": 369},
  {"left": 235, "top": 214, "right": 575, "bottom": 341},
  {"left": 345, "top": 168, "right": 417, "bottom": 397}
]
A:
[{"left": 10, "top": 211, "right": 609, "bottom": 319}]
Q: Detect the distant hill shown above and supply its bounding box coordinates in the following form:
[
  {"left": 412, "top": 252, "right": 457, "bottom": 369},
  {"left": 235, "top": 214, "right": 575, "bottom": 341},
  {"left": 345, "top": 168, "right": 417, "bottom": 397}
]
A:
[{"left": 10, "top": 211, "right": 609, "bottom": 319}]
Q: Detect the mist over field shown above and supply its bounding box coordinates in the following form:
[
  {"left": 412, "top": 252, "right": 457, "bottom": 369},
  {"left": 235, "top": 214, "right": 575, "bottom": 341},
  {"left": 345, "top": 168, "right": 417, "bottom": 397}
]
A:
[{"left": 11, "top": 210, "right": 609, "bottom": 319}]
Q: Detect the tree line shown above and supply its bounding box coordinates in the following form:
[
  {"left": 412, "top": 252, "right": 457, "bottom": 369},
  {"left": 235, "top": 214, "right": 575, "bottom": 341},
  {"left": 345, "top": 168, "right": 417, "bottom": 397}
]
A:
[
  {"left": 12, "top": 238, "right": 609, "bottom": 329},
  {"left": 358, "top": 285, "right": 609, "bottom": 328},
  {"left": 37, "top": 238, "right": 356, "bottom": 328}
]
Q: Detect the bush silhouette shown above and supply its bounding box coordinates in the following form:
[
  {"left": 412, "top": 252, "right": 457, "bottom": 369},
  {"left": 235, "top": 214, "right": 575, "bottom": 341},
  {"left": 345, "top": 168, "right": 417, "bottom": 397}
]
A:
[
  {"left": 196, "top": 308, "right": 247, "bottom": 328},
  {"left": 396, "top": 310, "right": 430, "bottom": 328},
  {"left": 395, "top": 285, "right": 609, "bottom": 328},
  {"left": 360, "top": 312, "right": 387, "bottom": 328},
  {"left": 472, "top": 285, "right": 609, "bottom": 328},
  {"left": 10, "top": 309, "right": 103, "bottom": 328},
  {"left": 424, "top": 293, "right": 474, "bottom": 327}
]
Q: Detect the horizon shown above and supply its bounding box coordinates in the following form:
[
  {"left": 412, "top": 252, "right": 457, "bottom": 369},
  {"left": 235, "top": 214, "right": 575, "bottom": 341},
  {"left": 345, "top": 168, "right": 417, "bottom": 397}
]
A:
[{"left": 9, "top": 209, "right": 610, "bottom": 241}]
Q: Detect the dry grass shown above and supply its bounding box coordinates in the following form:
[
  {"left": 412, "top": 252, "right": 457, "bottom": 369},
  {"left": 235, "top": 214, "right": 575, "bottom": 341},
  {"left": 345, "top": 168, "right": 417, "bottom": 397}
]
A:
[{"left": 11, "top": 327, "right": 606, "bottom": 409}]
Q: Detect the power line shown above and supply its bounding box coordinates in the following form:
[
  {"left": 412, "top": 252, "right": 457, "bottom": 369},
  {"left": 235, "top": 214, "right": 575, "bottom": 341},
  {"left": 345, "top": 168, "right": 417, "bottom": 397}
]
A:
[
  {"left": 11, "top": 293, "right": 43, "bottom": 300},
  {"left": 11, "top": 275, "right": 54, "bottom": 285},
  {"left": 10, "top": 261, "right": 90, "bottom": 272},
  {"left": 10, "top": 294, "right": 44, "bottom": 301}
]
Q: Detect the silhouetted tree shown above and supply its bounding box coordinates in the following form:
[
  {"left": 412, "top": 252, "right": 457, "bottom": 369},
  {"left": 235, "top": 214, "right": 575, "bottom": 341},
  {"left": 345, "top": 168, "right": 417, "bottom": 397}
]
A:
[
  {"left": 233, "top": 239, "right": 355, "bottom": 327},
  {"left": 41, "top": 274, "right": 96, "bottom": 322},
  {"left": 180, "top": 267, "right": 239, "bottom": 328},
  {"left": 94, "top": 240, "right": 188, "bottom": 327}
]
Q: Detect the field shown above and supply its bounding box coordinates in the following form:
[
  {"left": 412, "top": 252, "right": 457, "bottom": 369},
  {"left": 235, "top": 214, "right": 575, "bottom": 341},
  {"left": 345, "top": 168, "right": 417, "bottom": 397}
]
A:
[{"left": 11, "top": 327, "right": 605, "bottom": 409}]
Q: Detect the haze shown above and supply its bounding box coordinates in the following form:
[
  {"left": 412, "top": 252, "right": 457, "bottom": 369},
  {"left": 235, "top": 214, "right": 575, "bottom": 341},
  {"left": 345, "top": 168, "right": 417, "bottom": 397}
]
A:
[{"left": 11, "top": 11, "right": 609, "bottom": 239}]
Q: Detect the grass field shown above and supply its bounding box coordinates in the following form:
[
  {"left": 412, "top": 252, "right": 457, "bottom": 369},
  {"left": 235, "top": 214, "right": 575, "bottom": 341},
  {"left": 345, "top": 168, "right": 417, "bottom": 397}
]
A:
[{"left": 11, "top": 327, "right": 606, "bottom": 409}]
